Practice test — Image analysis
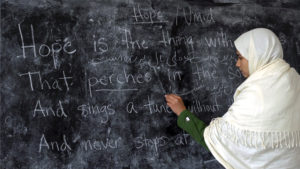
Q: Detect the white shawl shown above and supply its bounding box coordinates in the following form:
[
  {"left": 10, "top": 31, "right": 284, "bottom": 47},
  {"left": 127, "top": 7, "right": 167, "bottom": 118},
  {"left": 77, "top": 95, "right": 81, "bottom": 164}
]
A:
[{"left": 204, "top": 28, "right": 300, "bottom": 169}]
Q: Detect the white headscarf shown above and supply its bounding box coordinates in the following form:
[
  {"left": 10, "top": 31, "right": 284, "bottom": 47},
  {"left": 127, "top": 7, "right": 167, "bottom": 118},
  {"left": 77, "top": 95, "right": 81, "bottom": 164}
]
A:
[
  {"left": 203, "top": 28, "right": 300, "bottom": 169},
  {"left": 234, "top": 28, "right": 283, "bottom": 75}
]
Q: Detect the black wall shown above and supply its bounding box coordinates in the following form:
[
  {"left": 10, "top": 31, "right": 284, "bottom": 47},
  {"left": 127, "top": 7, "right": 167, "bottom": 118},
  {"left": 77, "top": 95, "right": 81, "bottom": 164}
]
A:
[{"left": 1, "top": 0, "right": 300, "bottom": 168}]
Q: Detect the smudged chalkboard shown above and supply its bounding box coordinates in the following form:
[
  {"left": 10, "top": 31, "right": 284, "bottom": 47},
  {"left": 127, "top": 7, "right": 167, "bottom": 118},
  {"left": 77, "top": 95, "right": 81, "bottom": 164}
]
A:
[{"left": 1, "top": 0, "right": 300, "bottom": 168}]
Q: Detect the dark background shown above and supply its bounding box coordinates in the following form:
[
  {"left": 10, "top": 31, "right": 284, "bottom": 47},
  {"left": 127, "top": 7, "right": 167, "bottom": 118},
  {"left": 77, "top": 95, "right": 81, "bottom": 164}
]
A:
[{"left": 1, "top": 0, "right": 300, "bottom": 168}]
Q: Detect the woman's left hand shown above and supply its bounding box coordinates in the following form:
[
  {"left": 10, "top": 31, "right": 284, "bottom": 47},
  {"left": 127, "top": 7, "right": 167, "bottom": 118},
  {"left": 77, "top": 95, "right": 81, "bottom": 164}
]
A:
[{"left": 164, "top": 94, "right": 187, "bottom": 116}]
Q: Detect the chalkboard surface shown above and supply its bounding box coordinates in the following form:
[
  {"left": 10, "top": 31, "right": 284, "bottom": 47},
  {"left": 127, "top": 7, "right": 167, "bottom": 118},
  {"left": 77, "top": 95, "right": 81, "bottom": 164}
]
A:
[{"left": 1, "top": 0, "right": 300, "bottom": 168}]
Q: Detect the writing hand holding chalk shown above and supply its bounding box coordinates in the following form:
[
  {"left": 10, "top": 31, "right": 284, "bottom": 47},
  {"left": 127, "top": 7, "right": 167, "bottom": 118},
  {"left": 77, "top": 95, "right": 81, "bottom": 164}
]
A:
[{"left": 164, "top": 94, "right": 187, "bottom": 116}]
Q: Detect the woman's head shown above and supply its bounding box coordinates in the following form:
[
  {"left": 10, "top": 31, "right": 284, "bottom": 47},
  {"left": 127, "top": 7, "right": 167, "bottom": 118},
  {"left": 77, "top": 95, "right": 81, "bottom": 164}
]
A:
[{"left": 234, "top": 28, "right": 283, "bottom": 77}]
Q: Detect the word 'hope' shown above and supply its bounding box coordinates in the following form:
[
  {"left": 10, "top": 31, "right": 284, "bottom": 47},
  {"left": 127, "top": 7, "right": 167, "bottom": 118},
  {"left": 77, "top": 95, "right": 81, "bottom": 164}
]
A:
[{"left": 18, "top": 24, "right": 76, "bottom": 69}]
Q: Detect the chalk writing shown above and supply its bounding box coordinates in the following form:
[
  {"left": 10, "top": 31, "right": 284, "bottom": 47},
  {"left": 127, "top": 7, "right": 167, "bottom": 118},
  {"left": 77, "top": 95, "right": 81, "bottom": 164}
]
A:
[
  {"left": 187, "top": 98, "right": 221, "bottom": 113},
  {"left": 33, "top": 100, "right": 68, "bottom": 118},
  {"left": 159, "top": 30, "right": 194, "bottom": 49},
  {"left": 144, "top": 95, "right": 173, "bottom": 114},
  {"left": 90, "top": 52, "right": 200, "bottom": 68},
  {"left": 174, "top": 133, "right": 195, "bottom": 146},
  {"left": 134, "top": 133, "right": 199, "bottom": 156},
  {"left": 87, "top": 68, "right": 152, "bottom": 97},
  {"left": 80, "top": 137, "right": 122, "bottom": 151},
  {"left": 121, "top": 28, "right": 149, "bottom": 49},
  {"left": 93, "top": 35, "right": 109, "bottom": 54},
  {"left": 127, "top": 102, "right": 138, "bottom": 114},
  {"left": 204, "top": 29, "right": 234, "bottom": 48},
  {"left": 134, "top": 134, "right": 169, "bottom": 155},
  {"left": 77, "top": 103, "right": 115, "bottom": 123},
  {"left": 18, "top": 24, "right": 76, "bottom": 69},
  {"left": 90, "top": 54, "right": 139, "bottom": 65},
  {"left": 18, "top": 71, "right": 72, "bottom": 91},
  {"left": 132, "top": 4, "right": 167, "bottom": 24},
  {"left": 192, "top": 64, "right": 217, "bottom": 80},
  {"left": 39, "top": 134, "right": 72, "bottom": 152},
  {"left": 176, "top": 7, "right": 215, "bottom": 26},
  {"left": 140, "top": 52, "right": 195, "bottom": 69}
]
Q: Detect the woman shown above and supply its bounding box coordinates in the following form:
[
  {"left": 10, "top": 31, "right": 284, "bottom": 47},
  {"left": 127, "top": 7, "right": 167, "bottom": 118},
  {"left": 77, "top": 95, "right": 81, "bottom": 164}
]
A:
[{"left": 165, "top": 28, "right": 300, "bottom": 169}]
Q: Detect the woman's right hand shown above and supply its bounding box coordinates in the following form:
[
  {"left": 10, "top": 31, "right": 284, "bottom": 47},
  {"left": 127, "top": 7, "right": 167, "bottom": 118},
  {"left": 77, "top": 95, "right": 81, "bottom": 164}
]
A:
[{"left": 164, "top": 94, "right": 187, "bottom": 116}]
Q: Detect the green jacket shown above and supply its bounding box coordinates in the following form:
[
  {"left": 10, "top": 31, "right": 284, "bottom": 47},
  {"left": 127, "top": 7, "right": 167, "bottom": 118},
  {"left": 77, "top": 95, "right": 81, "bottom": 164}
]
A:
[{"left": 177, "top": 109, "right": 209, "bottom": 151}]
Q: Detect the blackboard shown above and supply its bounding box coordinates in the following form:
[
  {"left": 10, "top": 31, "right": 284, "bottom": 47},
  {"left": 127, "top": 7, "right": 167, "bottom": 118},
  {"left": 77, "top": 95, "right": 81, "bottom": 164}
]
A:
[{"left": 1, "top": 0, "right": 300, "bottom": 168}]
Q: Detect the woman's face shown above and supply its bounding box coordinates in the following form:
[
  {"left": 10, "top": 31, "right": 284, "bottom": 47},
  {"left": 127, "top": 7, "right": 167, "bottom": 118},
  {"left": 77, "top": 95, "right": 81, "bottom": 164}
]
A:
[{"left": 236, "top": 50, "right": 249, "bottom": 78}]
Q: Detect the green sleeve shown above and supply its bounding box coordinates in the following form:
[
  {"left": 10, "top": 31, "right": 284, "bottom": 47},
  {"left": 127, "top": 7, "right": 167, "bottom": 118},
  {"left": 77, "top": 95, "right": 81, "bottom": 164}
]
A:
[{"left": 177, "top": 109, "right": 209, "bottom": 151}]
